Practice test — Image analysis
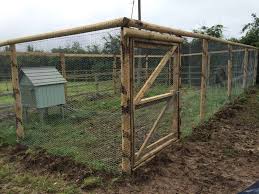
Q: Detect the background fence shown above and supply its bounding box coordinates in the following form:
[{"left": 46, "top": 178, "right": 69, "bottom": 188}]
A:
[{"left": 0, "top": 17, "right": 258, "bottom": 174}]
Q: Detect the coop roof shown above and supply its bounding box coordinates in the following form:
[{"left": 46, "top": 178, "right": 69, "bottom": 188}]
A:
[{"left": 21, "top": 67, "right": 67, "bottom": 86}]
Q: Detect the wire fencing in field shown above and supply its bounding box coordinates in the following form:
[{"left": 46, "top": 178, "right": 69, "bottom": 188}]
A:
[{"left": 0, "top": 18, "right": 257, "bottom": 174}]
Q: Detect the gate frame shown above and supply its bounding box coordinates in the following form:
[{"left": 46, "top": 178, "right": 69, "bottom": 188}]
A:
[{"left": 121, "top": 27, "right": 183, "bottom": 174}]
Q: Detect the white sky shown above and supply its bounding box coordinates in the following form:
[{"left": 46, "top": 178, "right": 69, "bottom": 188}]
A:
[{"left": 0, "top": 0, "right": 258, "bottom": 41}]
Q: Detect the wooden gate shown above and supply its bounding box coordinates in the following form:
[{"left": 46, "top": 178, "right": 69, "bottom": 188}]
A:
[{"left": 121, "top": 28, "right": 183, "bottom": 174}]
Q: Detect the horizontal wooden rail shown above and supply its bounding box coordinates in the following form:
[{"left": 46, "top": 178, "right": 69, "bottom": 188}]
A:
[
  {"left": 0, "top": 18, "right": 125, "bottom": 47},
  {"left": 135, "top": 91, "right": 176, "bottom": 109},
  {"left": 126, "top": 18, "right": 258, "bottom": 49},
  {"left": 0, "top": 17, "right": 257, "bottom": 49},
  {"left": 123, "top": 28, "right": 183, "bottom": 43}
]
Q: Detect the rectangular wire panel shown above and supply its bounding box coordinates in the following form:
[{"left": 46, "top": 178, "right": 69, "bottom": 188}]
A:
[
  {"left": 206, "top": 41, "right": 228, "bottom": 119},
  {"left": 180, "top": 38, "right": 202, "bottom": 137},
  {"left": 232, "top": 46, "right": 245, "bottom": 98},
  {"left": 1, "top": 28, "right": 122, "bottom": 173}
]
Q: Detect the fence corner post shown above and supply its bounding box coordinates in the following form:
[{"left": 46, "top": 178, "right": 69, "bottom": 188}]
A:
[
  {"left": 121, "top": 28, "right": 134, "bottom": 175},
  {"left": 227, "top": 44, "right": 233, "bottom": 99},
  {"left": 10, "top": 44, "right": 24, "bottom": 139},
  {"left": 200, "top": 39, "right": 208, "bottom": 120}
]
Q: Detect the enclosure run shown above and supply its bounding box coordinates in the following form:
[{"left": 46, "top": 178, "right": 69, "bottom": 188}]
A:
[{"left": 0, "top": 17, "right": 258, "bottom": 175}]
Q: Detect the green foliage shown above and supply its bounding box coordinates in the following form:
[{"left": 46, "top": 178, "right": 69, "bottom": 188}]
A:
[
  {"left": 193, "top": 24, "right": 224, "bottom": 38},
  {"left": 240, "top": 13, "right": 259, "bottom": 47}
]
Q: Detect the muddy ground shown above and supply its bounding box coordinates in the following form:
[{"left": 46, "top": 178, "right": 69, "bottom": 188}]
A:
[
  {"left": 1, "top": 88, "right": 259, "bottom": 194},
  {"left": 99, "top": 88, "right": 259, "bottom": 193}
]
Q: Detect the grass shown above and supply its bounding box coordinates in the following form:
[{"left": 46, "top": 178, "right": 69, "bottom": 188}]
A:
[
  {"left": 0, "top": 80, "right": 245, "bottom": 173},
  {"left": 0, "top": 155, "right": 80, "bottom": 194}
]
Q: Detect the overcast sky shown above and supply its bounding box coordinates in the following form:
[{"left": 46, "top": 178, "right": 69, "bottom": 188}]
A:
[{"left": 0, "top": 0, "right": 258, "bottom": 42}]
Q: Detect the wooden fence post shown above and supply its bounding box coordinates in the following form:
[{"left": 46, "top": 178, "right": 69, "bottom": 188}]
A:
[
  {"left": 60, "top": 53, "right": 67, "bottom": 99},
  {"left": 242, "top": 48, "right": 248, "bottom": 89},
  {"left": 172, "top": 46, "right": 180, "bottom": 138},
  {"left": 168, "top": 57, "right": 172, "bottom": 86},
  {"left": 227, "top": 45, "right": 233, "bottom": 98},
  {"left": 112, "top": 56, "right": 118, "bottom": 94},
  {"left": 253, "top": 50, "right": 258, "bottom": 85},
  {"left": 121, "top": 29, "right": 134, "bottom": 174},
  {"left": 10, "top": 44, "right": 24, "bottom": 139},
  {"left": 200, "top": 39, "right": 208, "bottom": 120}
]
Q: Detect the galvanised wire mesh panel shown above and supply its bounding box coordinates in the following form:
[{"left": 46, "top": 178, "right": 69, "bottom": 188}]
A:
[
  {"left": 2, "top": 28, "right": 122, "bottom": 173},
  {"left": 133, "top": 45, "right": 176, "bottom": 154},
  {"left": 206, "top": 41, "right": 228, "bottom": 119},
  {"left": 247, "top": 49, "right": 255, "bottom": 87},
  {"left": 180, "top": 38, "right": 202, "bottom": 137},
  {"left": 232, "top": 46, "right": 244, "bottom": 98}
]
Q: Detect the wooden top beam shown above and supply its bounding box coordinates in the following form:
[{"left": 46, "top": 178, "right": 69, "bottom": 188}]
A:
[
  {"left": 123, "top": 28, "right": 183, "bottom": 43},
  {"left": 0, "top": 18, "right": 125, "bottom": 47},
  {"left": 0, "top": 17, "right": 257, "bottom": 49}
]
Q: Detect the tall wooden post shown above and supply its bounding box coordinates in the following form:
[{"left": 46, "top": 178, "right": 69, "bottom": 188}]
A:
[
  {"left": 200, "top": 39, "right": 208, "bottom": 120},
  {"left": 10, "top": 44, "right": 24, "bottom": 139},
  {"left": 121, "top": 29, "right": 134, "bottom": 174},
  {"left": 60, "top": 53, "right": 67, "bottom": 99},
  {"left": 112, "top": 56, "right": 118, "bottom": 94},
  {"left": 242, "top": 48, "right": 248, "bottom": 89},
  {"left": 253, "top": 50, "right": 258, "bottom": 85},
  {"left": 227, "top": 45, "right": 233, "bottom": 98},
  {"left": 172, "top": 45, "right": 180, "bottom": 138}
]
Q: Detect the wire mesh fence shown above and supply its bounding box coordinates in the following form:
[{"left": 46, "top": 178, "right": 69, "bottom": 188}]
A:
[{"left": 0, "top": 20, "right": 257, "bottom": 174}]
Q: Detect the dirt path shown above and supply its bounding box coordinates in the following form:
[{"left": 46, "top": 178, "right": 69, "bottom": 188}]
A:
[{"left": 99, "top": 88, "right": 259, "bottom": 194}]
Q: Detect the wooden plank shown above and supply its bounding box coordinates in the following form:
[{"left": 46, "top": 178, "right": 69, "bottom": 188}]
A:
[
  {"left": 135, "top": 91, "right": 176, "bottom": 109},
  {"left": 134, "top": 39, "right": 177, "bottom": 49},
  {"left": 10, "top": 44, "right": 24, "bottom": 139},
  {"left": 200, "top": 39, "right": 208, "bottom": 120},
  {"left": 242, "top": 48, "right": 248, "bottom": 89},
  {"left": 134, "top": 46, "right": 177, "bottom": 104},
  {"left": 121, "top": 29, "right": 134, "bottom": 174},
  {"left": 60, "top": 53, "right": 67, "bottom": 99},
  {"left": 172, "top": 46, "right": 180, "bottom": 138},
  {"left": 227, "top": 45, "right": 233, "bottom": 98},
  {"left": 134, "top": 136, "right": 178, "bottom": 169},
  {"left": 123, "top": 28, "right": 183, "bottom": 43},
  {"left": 135, "top": 101, "right": 170, "bottom": 160},
  {"left": 253, "top": 50, "right": 258, "bottom": 85}
]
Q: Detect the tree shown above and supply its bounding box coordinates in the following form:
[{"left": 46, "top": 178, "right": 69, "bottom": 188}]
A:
[
  {"left": 102, "top": 34, "right": 120, "bottom": 54},
  {"left": 240, "top": 13, "right": 259, "bottom": 47},
  {"left": 193, "top": 25, "right": 224, "bottom": 38}
]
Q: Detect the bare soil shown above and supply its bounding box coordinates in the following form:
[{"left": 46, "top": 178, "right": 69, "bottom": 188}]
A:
[
  {"left": 99, "top": 88, "right": 259, "bottom": 193},
  {"left": 1, "top": 88, "right": 259, "bottom": 194}
]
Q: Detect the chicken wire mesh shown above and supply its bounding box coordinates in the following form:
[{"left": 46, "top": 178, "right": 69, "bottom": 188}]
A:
[
  {"left": 0, "top": 28, "right": 123, "bottom": 173},
  {"left": 0, "top": 26, "right": 258, "bottom": 174}
]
